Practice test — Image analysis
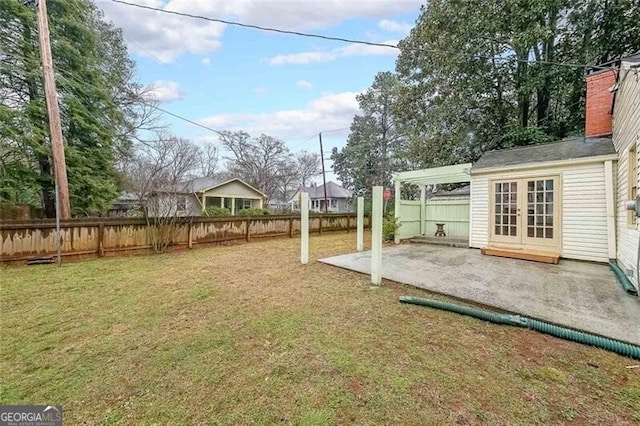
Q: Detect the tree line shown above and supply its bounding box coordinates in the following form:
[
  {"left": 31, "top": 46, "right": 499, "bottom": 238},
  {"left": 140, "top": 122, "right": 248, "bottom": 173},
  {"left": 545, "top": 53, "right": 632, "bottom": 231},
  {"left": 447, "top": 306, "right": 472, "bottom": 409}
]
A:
[
  {"left": 332, "top": 0, "right": 639, "bottom": 196},
  {"left": 0, "top": 0, "right": 320, "bottom": 218}
]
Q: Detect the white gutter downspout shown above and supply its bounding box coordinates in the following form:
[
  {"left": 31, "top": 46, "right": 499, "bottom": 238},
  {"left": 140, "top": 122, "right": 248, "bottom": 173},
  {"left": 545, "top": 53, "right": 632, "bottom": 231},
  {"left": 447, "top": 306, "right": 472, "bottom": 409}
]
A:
[{"left": 604, "top": 160, "right": 617, "bottom": 261}]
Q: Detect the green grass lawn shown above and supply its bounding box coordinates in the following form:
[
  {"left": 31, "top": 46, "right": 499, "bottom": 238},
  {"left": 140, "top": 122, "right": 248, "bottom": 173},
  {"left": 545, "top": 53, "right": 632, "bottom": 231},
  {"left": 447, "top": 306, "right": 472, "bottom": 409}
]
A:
[{"left": 1, "top": 233, "right": 639, "bottom": 425}]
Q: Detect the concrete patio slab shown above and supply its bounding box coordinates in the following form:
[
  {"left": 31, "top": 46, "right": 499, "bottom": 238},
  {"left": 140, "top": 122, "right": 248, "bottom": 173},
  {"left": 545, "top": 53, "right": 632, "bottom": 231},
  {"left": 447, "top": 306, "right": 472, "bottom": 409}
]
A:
[{"left": 320, "top": 244, "right": 640, "bottom": 345}]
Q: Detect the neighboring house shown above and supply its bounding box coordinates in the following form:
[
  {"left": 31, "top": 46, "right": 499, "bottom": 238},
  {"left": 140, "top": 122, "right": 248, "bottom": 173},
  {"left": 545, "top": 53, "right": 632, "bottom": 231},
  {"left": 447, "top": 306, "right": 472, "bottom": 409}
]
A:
[
  {"left": 289, "top": 182, "right": 352, "bottom": 213},
  {"left": 149, "top": 177, "right": 266, "bottom": 216},
  {"left": 469, "top": 55, "right": 639, "bottom": 281},
  {"left": 108, "top": 192, "right": 142, "bottom": 217},
  {"left": 427, "top": 185, "right": 470, "bottom": 199},
  {"left": 267, "top": 199, "right": 290, "bottom": 212}
]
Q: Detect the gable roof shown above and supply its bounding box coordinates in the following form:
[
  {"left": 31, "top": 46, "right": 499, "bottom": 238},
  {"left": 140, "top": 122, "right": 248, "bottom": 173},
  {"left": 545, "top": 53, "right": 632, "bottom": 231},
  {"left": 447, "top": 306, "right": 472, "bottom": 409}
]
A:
[
  {"left": 296, "top": 181, "right": 352, "bottom": 200},
  {"left": 472, "top": 137, "right": 616, "bottom": 171},
  {"left": 178, "top": 177, "right": 267, "bottom": 197}
]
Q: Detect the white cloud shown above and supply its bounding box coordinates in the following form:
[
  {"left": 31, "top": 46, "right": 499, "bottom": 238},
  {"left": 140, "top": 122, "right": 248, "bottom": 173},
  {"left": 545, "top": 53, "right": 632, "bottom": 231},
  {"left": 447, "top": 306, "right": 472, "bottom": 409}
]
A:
[
  {"left": 163, "top": 0, "right": 422, "bottom": 31},
  {"left": 202, "top": 57, "right": 211, "bottom": 66},
  {"left": 96, "top": 0, "right": 421, "bottom": 62},
  {"left": 98, "top": 0, "right": 225, "bottom": 63},
  {"left": 146, "top": 80, "right": 184, "bottom": 102},
  {"left": 198, "top": 91, "right": 361, "bottom": 140},
  {"left": 377, "top": 19, "right": 413, "bottom": 34},
  {"left": 267, "top": 40, "right": 398, "bottom": 65},
  {"left": 296, "top": 80, "right": 313, "bottom": 90}
]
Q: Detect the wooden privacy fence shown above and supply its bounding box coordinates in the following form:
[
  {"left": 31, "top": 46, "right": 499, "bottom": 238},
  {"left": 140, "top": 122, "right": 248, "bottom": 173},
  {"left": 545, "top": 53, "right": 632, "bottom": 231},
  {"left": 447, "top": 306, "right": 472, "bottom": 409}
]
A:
[{"left": 0, "top": 213, "right": 367, "bottom": 263}]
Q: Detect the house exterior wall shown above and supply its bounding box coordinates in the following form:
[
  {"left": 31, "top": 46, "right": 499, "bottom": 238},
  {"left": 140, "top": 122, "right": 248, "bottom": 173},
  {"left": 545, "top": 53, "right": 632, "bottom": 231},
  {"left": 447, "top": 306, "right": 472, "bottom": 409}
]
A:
[
  {"left": 613, "top": 64, "right": 640, "bottom": 288},
  {"left": 470, "top": 161, "right": 612, "bottom": 262},
  {"left": 470, "top": 177, "right": 489, "bottom": 247},
  {"left": 147, "top": 194, "right": 200, "bottom": 217},
  {"left": 337, "top": 198, "right": 351, "bottom": 213},
  {"left": 186, "top": 195, "right": 202, "bottom": 216},
  {"left": 305, "top": 197, "right": 351, "bottom": 213}
]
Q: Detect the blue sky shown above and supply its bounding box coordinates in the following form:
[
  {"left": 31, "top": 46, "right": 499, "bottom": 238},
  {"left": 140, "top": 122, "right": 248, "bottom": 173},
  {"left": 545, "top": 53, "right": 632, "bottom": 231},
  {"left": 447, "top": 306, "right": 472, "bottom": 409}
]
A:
[{"left": 96, "top": 0, "right": 423, "bottom": 182}]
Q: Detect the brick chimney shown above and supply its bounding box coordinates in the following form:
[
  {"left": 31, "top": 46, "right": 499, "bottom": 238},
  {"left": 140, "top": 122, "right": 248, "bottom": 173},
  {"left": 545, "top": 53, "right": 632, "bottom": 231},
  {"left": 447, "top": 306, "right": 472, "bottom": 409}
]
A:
[{"left": 585, "top": 69, "right": 617, "bottom": 137}]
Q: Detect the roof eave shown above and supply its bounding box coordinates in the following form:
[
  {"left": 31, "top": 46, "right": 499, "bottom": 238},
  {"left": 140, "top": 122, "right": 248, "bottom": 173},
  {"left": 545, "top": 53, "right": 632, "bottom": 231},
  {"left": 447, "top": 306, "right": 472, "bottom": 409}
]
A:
[
  {"left": 196, "top": 178, "right": 267, "bottom": 198},
  {"left": 471, "top": 154, "right": 618, "bottom": 175}
]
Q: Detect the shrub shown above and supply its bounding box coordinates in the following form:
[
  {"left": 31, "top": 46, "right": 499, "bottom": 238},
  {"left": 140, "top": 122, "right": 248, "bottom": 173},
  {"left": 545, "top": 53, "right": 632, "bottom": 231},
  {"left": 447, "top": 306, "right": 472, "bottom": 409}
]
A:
[
  {"left": 205, "top": 207, "right": 231, "bottom": 216},
  {"left": 237, "top": 208, "right": 271, "bottom": 216},
  {"left": 383, "top": 214, "right": 401, "bottom": 241}
]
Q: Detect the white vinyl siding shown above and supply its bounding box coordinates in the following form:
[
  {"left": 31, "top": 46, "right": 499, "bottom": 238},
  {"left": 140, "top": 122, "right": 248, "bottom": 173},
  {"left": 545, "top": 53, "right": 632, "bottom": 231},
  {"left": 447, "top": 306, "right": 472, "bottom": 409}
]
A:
[
  {"left": 613, "top": 64, "right": 640, "bottom": 288},
  {"left": 470, "top": 176, "right": 489, "bottom": 248},
  {"left": 470, "top": 162, "right": 611, "bottom": 262},
  {"left": 561, "top": 165, "right": 609, "bottom": 262}
]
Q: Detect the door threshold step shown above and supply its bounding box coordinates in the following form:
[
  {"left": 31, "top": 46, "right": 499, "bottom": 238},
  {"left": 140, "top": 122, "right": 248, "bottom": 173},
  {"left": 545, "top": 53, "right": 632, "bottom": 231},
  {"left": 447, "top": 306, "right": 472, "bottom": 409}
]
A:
[
  {"left": 481, "top": 246, "right": 560, "bottom": 264},
  {"left": 409, "top": 236, "right": 469, "bottom": 248}
]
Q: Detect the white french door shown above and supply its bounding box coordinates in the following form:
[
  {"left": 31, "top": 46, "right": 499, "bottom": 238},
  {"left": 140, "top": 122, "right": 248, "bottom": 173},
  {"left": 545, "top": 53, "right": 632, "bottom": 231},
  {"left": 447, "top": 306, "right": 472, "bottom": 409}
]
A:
[{"left": 490, "top": 176, "right": 560, "bottom": 250}]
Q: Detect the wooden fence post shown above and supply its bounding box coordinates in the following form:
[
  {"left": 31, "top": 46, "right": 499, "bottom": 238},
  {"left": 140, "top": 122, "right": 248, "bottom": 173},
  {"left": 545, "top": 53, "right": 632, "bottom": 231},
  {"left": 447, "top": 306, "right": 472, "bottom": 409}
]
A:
[
  {"left": 245, "top": 219, "right": 251, "bottom": 242},
  {"left": 97, "top": 222, "right": 105, "bottom": 257},
  {"left": 319, "top": 216, "right": 323, "bottom": 235},
  {"left": 289, "top": 217, "right": 294, "bottom": 238},
  {"left": 188, "top": 223, "right": 193, "bottom": 249}
]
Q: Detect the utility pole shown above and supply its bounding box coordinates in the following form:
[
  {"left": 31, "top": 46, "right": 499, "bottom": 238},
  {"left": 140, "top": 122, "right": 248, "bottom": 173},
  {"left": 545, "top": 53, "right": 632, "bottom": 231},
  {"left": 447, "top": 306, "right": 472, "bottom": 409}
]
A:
[
  {"left": 36, "top": 0, "right": 71, "bottom": 219},
  {"left": 318, "top": 132, "right": 328, "bottom": 213}
]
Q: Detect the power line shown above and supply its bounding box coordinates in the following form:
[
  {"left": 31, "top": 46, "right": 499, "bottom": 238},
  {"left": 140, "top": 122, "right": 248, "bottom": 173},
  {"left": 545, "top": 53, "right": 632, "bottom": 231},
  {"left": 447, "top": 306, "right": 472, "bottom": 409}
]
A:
[
  {"left": 53, "top": 68, "right": 226, "bottom": 136},
  {"left": 110, "top": 0, "right": 615, "bottom": 70},
  {"left": 289, "top": 134, "right": 319, "bottom": 151},
  {"left": 321, "top": 127, "right": 350, "bottom": 134},
  {"left": 128, "top": 40, "right": 166, "bottom": 64},
  {"left": 153, "top": 105, "right": 224, "bottom": 136},
  {"left": 290, "top": 128, "right": 349, "bottom": 151}
]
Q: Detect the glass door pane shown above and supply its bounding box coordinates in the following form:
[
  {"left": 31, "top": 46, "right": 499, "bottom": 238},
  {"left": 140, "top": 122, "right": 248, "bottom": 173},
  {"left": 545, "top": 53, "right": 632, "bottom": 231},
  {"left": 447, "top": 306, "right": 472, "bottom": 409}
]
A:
[
  {"left": 526, "top": 178, "right": 554, "bottom": 240},
  {"left": 493, "top": 181, "right": 518, "bottom": 238}
]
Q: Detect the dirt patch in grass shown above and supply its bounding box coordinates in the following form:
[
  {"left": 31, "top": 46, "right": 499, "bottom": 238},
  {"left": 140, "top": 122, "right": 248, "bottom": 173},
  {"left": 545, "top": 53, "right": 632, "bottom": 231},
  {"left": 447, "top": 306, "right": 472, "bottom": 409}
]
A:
[{"left": 2, "top": 233, "right": 639, "bottom": 425}]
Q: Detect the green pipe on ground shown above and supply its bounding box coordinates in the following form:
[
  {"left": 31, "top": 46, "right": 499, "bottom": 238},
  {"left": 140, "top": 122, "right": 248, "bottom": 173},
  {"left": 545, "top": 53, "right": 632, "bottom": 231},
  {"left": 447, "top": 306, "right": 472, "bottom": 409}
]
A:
[
  {"left": 398, "top": 296, "right": 527, "bottom": 327},
  {"left": 399, "top": 296, "right": 640, "bottom": 360},
  {"left": 609, "top": 261, "right": 638, "bottom": 296}
]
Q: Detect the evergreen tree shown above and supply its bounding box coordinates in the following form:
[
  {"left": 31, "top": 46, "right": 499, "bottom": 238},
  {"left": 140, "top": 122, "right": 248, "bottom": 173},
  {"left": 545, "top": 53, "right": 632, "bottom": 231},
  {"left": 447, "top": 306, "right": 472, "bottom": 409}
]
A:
[
  {"left": 0, "top": 0, "right": 149, "bottom": 216},
  {"left": 331, "top": 72, "right": 409, "bottom": 196}
]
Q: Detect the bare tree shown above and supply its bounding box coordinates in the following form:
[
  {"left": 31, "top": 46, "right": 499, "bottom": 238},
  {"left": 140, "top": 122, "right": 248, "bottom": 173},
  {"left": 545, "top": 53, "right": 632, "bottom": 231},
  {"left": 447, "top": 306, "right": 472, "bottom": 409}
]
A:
[
  {"left": 219, "top": 131, "right": 295, "bottom": 202},
  {"left": 296, "top": 151, "right": 321, "bottom": 187},
  {"left": 199, "top": 143, "right": 219, "bottom": 177},
  {"left": 276, "top": 162, "right": 300, "bottom": 205},
  {"left": 123, "top": 133, "right": 200, "bottom": 252}
]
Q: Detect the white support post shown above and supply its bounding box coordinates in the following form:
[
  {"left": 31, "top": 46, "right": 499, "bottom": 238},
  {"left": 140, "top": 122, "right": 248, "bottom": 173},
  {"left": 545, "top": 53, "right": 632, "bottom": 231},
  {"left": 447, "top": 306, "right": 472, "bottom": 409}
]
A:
[
  {"left": 300, "top": 192, "right": 309, "bottom": 264},
  {"left": 604, "top": 160, "right": 617, "bottom": 260},
  {"left": 371, "top": 186, "right": 383, "bottom": 285},
  {"left": 394, "top": 178, "right": 401, "bottom": 244},
  {"left": 356, "top": 196, "right": 364, "bottom": 251},
  {"left": 420, "top": 185, "right": 426, "bottom": 236}
]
